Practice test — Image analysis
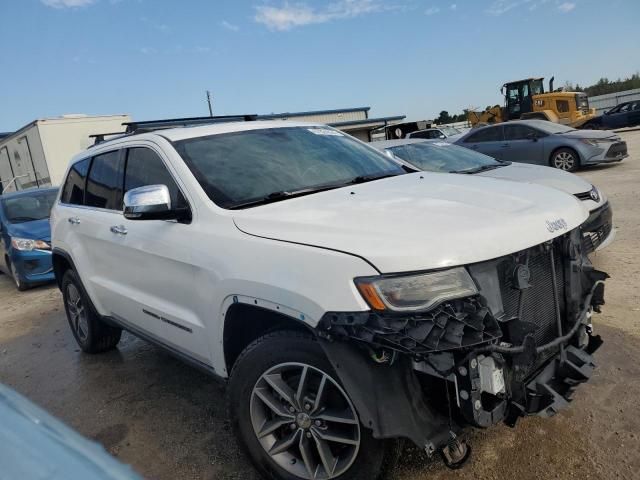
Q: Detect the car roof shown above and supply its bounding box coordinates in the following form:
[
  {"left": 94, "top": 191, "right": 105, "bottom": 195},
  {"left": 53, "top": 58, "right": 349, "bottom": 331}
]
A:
[{"left": 0, "top": 186, "right": 59, "bottom": 200}]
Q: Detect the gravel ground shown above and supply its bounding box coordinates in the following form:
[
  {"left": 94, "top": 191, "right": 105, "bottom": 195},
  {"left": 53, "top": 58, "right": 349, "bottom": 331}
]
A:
[{"left": 1, "top": 131, "right": 639, "bottom": 480}]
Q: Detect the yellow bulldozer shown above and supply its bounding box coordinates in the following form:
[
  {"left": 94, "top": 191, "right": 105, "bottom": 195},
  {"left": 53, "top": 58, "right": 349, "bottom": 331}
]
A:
[{"left": 468, "top": 77, "right": 597, "bottom": 128}]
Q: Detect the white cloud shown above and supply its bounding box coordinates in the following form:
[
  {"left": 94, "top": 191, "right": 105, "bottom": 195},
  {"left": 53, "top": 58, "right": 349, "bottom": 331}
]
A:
[
  {"left": 450, "top": 3, "right": 457, "bottom": 10},
  {"left": 41, "top": 0, "right": 95, "bottom": 7},
  {"left": 486, "top": 0, "right": 576, "bottom": 15},
  {"left": 139, "top": 47, "right": 156, "bottom": 55},
  {"left": 254, "top": 0, "right": 390, "bottom": 31},
  {"left": 221, "top": 20, "right": 240, "bottom": 31},
  {"left": 425, "top": 6, "right": 440, "bottom": 15},
  {"left": 557, "top": 2, "right": 576, "bottom": 12}
]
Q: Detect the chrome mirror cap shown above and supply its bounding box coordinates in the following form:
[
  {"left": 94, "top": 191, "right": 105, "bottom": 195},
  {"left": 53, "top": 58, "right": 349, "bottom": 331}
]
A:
[{"left": 123, "top": 185, "right": 171, "bottom": 220}]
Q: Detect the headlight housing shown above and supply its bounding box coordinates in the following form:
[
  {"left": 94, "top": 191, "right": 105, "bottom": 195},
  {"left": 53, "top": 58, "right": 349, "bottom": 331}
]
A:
[
  {"left": 355, "top": 267, "right": 478, "bottom": 312},
  {"left": 589, "top": 185, "right": 601, "bottom": 203},
  {"left": 579, "top": 138, "right": 609, "bottom": 147},
  {"left": 11, "top": 237, "right": 51, "bottom": 251}
]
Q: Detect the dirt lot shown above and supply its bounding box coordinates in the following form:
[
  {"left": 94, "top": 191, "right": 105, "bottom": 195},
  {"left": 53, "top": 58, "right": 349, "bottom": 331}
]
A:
[{"left": 1, "top": 131, "right": 639, "bottom": 480}]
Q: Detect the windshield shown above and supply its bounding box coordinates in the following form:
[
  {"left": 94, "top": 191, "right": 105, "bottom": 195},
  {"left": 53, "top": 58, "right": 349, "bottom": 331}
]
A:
[
  {"left": 1, "top": 189, "right": 58, "bottom": 224},
  {"left": 535, "top": 121, "right": 576, "bottom": 134},
  {"left": 174, "top": 126, "right": 404, "bottom": 209},
  {"left": 386, "top": 142, "right": 503, "bottom": 173},
  {"left": 440, "top": 127, "right": 461, "bottom": 136}
]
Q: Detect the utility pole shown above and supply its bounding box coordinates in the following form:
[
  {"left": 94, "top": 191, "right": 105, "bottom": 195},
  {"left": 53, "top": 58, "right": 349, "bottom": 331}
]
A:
[{"left": 206, "top": 90, "right": 213, "bottom": 117}]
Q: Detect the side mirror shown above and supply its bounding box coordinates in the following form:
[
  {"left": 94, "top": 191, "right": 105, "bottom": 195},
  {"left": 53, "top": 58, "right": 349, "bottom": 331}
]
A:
[
  {"left": 124, "top": 185, "right": 178, "bottom": 221},
  {"left": 439, "top": 134, "right": 446, "bottom": 139},
  {"left": 526, "top": 132, "right": 538, "bottom": 142}
]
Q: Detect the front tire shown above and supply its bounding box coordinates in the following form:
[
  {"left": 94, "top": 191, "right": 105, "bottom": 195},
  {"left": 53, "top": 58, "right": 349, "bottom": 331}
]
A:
[
  {"left": 228, "top": 330, "right": 398, "bottom": 480},
  {"left": 61, "top": 269, "right": 122, "bottom": 353},
  {"left": 551, "top": 147, "right": 580, "bottom": 172}
]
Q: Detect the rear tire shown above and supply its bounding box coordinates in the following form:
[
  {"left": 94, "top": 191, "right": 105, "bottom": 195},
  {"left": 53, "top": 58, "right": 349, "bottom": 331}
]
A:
[
  {"left": 550, "top": 147, "right": 580, "bottom": 172},
  {"left": 61, "top": 269, "right": 122, "bottom": 353},
  {"left": 228, "top": 330, "right": 399, "bottom": 480}
]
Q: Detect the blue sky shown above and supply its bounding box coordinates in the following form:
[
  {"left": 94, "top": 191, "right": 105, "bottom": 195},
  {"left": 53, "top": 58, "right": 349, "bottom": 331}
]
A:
[{"left": 0, "top": 0, "right": 638, "bottom": 131}]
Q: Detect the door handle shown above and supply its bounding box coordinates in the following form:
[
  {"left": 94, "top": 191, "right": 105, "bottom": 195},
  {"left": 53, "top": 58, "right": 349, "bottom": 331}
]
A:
[
  {"left": 110, "top": 225, "right": 128, "bottom": 235},
  {"left": 68, "top": 217, "right": 81, "bottom": 225}
]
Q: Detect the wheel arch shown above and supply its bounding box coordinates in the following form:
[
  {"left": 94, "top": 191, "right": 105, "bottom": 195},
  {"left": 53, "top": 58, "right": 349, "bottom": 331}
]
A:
[
  {"left": 222, "top": 302, "right": 316, "bottom": 375},
  {"left": 549, "top": 145, "right": 582, "bottom": 168},
  {"left": 52, "top": 248, "right": 75, "bottom": 290}
]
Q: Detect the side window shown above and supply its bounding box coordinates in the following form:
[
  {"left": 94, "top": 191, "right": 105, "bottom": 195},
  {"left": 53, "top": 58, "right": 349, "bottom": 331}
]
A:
[
  {"left": 85, "top": 151, "right": 123, "bottom": 210},
  {"left": 619, "top": 103, "right": 630, "bottom": 113},
  {"left": 411, "top": 131, "right": 429, "bottom": 139},
  {"left": 61, "top": 158, "right": 91, "bottom": 205},
  {"left": 124, "top": 148, "right": 186, "bottom": 209},
  {"left": 504, "top": 125, "right": 537, "bottom": 141},
  {"left": 556, "top": 100, "right": 570, "bottom": 113},
  {"left": 465, "top": 127, "right": 503, "bottom": 143}
]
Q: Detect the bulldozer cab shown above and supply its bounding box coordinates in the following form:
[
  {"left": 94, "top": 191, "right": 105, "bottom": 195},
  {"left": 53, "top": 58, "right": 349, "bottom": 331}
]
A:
[{"left": 502, "top": 78, "right": 545, "bottom": 120}]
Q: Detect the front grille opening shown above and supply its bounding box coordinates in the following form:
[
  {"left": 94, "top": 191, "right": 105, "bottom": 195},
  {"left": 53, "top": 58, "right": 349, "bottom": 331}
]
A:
[{"left": 498, "top": 243, "right": 565, "bottom": 375}]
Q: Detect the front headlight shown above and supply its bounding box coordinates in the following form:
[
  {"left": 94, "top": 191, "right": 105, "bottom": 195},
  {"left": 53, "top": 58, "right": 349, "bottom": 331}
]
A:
[
  {"left": 589, "top": 185, "right": 601, "bottom": 203},
  {"left": 355, "top": 267, "right": 478, "bottom": 312},
  {"left": 580, "top": 138, "right": 609, "bottom": 147},
  {"left": 11, "top": 238, "right": 50, "bottom": 251}
]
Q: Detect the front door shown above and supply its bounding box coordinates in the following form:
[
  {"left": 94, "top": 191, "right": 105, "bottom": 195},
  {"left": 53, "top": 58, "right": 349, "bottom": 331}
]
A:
[{"left": 111, "top": 145, "right": 210, "bottom": 363}]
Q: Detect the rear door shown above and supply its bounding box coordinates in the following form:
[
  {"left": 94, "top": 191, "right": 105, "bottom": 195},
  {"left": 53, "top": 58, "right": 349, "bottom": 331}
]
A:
[
  {"left": 461, "top": 126, "right": 505, "bottom": 159},
  {"left": 501, "top": 124, "right": 545, "bottom": 165}
]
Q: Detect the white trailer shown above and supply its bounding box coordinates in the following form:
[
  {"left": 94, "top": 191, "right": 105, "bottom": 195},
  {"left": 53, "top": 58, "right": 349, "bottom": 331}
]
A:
[{"left": 0, "top": 114, "right": 130, "bottom": 193}]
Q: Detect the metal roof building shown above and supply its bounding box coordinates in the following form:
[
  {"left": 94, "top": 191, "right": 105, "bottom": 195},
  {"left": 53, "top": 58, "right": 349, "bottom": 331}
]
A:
[{"left": 258, "top": 107, "right": 405, "bottom": 142}]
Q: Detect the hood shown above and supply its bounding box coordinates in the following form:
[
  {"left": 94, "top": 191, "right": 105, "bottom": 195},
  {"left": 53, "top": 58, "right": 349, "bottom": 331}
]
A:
[
  {"left": 6, "top": 218, "right": 51, "bottom": 242},
  {"left": 232, "top": 173, "right": 588, "bottom": 273},
  {"left": 477, "top": 163, "right": 591, "bottom": 195},
  {"left": 559, "top": 129, "right": 619, "bottom": 140}
]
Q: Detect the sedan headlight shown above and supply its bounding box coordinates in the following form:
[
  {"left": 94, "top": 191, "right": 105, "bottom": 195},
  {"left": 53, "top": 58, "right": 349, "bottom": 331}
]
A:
[
  {"left": 579, "top": 138, "right": 609, "bottom": 147},
  {"left": 355, "top": 267, "right": 478, "bottom": 312},
  {"left": 589, "top": 185, "right": 601, "bottom": 203},
  {"left": 11, "top": 237, "right": 51, "bottom": 251}
]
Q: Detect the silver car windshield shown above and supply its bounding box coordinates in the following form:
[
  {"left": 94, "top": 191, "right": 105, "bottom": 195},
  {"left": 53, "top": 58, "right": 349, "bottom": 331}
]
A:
[
  {"left": 174, "top": 126, "right": 404, "bottom": 209},
  {"left": 387, "top": 142, "right": 504, "bottom": 173}
]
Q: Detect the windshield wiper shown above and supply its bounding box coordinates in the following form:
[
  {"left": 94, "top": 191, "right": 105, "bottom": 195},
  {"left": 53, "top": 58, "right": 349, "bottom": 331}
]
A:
[
  {"left": 454, "top": 164, "right": 506, "bottom": 174},
  {"left": 349, "top": 172, "right": 400, "bottom": 184},
  {"left": 228, "top": 184, "right": 345, "bottom": 210}
]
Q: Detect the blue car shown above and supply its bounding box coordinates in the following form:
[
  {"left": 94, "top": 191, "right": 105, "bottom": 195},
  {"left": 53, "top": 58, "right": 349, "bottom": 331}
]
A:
[{"left": 0, "top": 187, "right": 58, "bottom": 290}]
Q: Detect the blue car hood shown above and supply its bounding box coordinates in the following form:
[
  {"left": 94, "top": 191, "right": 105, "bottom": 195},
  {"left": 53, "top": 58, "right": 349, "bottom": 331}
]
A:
[{"left": 6, "top": 218, "right": 51, "bottom": 242}]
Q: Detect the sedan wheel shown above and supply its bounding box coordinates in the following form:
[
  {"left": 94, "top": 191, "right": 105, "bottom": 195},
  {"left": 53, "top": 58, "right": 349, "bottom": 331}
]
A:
[
  {"left": 250, "top": 362, "right": 360, "bottom": 479},
  {"left": 552, "top": 149, "right": 578, "bottom": 171}
]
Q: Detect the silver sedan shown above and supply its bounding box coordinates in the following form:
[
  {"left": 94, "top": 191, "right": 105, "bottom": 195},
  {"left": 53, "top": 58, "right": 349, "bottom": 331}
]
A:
[{"left": 453, "top": 120, "right": 628, "bottom": 172}]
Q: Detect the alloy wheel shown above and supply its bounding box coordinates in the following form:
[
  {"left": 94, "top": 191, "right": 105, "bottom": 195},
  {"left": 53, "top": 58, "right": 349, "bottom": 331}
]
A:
[
  {"left": 250, "top": 362, "right": 360, "bottom": 479},
  {"left": 553, "top": 151, "right": 576, "bottom": 171},
  {"left": 66, "top": 284, "right": 89, "bottom": 342}
]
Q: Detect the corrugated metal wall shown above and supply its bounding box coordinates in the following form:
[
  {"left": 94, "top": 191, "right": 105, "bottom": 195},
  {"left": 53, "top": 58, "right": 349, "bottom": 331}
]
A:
[
  {"left": 589, "top": 88, "right": 640, "bottom": 114},
  {"left": 274, "top": 110, "right": 367, "bottom": 124}
]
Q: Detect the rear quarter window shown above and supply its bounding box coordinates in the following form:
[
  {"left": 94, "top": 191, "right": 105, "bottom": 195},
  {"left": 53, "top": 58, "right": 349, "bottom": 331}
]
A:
[{"left": 61, "top": 158, "right": 91, "bottom": 205}]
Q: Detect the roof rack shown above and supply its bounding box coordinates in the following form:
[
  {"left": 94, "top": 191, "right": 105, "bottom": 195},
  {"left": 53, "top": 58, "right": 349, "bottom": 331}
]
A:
[
  {"left": 89, "top": 132, "right": 128, "bottom": 146},
  {"left": 122, "top": 114, "right": 258, "bottom": 134}
]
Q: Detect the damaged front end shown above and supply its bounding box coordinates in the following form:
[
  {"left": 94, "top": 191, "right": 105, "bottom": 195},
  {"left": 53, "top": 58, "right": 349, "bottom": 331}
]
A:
[{"left": 317, "top": 228, "right": 607, "bottom": 460}]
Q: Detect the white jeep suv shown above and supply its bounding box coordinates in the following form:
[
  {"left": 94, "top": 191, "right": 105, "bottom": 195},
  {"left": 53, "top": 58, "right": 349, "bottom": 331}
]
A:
[{"left": 51, "top": 119, "right": 608, "bottom": 479}]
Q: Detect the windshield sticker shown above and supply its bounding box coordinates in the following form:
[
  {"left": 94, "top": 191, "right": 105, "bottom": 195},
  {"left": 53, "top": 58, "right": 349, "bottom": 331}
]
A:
[
  {"left": 432, "top": 142, "right": 451, "bottom": 147},
  {"left": 308, "top": 128, "right": 343, "bottom": 136}
]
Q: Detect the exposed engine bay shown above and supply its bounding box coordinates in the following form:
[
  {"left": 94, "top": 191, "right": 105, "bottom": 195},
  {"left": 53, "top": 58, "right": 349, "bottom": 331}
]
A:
[{"left": 317, "top": 227, "right": 607, "bottom": 465}]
